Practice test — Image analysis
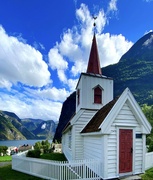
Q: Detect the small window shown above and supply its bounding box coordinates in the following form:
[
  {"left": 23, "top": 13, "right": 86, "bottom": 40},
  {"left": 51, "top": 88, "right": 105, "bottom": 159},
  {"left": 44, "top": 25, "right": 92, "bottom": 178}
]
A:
[
  {"left": 94, "top": 86, "right": 102, "bottom": 104},
  {"left": 77, "top": 89, "right": 80, "bottom": 106},
  {"left": 136, "top": 134, "right": 142, "bottom": 139}
]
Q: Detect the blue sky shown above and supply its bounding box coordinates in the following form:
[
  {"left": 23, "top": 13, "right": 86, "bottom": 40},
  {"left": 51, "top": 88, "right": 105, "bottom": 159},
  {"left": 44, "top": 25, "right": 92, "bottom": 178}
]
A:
[{"left": 0, "top": 0, "right": 152, "bottom": 121}]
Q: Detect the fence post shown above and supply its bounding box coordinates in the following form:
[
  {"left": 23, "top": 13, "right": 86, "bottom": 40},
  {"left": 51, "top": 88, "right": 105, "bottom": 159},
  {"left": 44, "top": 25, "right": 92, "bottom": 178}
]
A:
[
  {"left": 59, "top": 161, "right": 61, "bottom": 180},
  {"left": 83, "top": 160, "right": 86, "bottom": 179}
]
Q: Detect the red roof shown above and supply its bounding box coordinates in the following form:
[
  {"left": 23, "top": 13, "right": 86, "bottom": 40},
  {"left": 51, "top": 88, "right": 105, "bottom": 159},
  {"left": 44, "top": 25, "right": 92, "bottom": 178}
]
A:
[{"left": 86, "top": 33, "right": 102, "bottom": 75}]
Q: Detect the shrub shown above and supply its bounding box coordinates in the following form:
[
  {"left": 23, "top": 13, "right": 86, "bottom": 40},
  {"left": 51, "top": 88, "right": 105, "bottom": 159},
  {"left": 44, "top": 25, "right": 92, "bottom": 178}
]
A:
[
  {"left": 0, "top": 146, "right": 8, "bottom": 155},
  {"left": 26, "top": 150, "right": 41, "bottom": 158}
]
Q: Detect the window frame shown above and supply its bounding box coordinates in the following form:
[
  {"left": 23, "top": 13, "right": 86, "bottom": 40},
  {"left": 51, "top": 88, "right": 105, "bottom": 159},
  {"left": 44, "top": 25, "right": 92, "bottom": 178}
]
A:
[{"left": 93, "top": 85, "right": 103, "bottom": 104}]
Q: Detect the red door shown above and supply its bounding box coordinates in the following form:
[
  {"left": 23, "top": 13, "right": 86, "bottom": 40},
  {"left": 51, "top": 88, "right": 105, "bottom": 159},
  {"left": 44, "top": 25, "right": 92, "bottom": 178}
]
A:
[{"left": 119, "top": 129, "right": 133, "bottom": 173}]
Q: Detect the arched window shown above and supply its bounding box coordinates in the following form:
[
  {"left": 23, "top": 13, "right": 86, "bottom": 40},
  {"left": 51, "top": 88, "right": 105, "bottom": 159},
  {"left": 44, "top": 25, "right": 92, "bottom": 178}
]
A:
[{"left": 94, "top": 86, "right": 102, "bottom": 104}]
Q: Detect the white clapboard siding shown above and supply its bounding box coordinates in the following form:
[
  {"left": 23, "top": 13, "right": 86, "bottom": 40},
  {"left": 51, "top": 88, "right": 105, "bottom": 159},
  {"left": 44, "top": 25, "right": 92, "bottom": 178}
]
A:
[
  {"left": 134, "top": 139, "right": 143, "bottom": 173},
  {"left": 84, "top": 136, "right": 102, "bottom": 160},
  {"left": 62, "top": 109, "right": 96, "bottom": 161},
  {"left": 62, "top": 132, "right": 72, "bottom": 161},
  {"left": 74, "top": 110, "right": 97, "bottom": 160},
  {"left": 107, "top": 128, "right": 117, "bottom": 177}
]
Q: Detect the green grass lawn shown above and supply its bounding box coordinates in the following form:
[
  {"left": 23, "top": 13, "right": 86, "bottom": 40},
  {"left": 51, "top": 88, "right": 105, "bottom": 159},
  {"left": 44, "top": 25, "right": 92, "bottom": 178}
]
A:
[
  {"left": 0, "top": 165, "right": 43, "bottom": 180},
  {"left": 141, "top": 168, "right": 153, "bottom": 180},
  {"left": 0, "top": 155, "right": 12, "bottom": 162}
]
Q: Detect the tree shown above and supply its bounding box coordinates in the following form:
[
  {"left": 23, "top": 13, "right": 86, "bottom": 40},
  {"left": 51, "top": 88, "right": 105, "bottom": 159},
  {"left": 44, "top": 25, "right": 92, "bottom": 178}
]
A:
[
  {"left": 42, "top": 140, "right": 50, "bottom": 153},
  {"left": 34, "top": 141, "right": 42, "bottom": 150},
  {"left": 34, "top": 140, "right": 51, "bottom": 153},
  {"left": 142, "top": 104, "right": 153, "bottom": 151}
]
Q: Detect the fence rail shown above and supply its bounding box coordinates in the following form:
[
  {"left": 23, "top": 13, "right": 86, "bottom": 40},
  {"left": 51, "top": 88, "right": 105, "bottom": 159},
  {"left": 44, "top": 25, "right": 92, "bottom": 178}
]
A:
[{"left": 12, "top": 153, "right": 102, "bottom": 180}]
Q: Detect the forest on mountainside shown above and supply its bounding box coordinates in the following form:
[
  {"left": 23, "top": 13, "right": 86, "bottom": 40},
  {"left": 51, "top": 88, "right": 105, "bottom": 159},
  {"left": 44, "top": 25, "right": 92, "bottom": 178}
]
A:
[{"left": 142, "top": 104, "right": 153, "bottom": 152}]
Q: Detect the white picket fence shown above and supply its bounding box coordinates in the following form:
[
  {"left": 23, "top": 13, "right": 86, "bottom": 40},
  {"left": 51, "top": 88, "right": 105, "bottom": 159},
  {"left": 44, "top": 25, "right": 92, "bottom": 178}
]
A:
[
  {"left": 145, "top": 151, "right": 153, "bottom": 170},
  {"left": 12, "top": 152, "right": 102, "bottom": 180},
  {"left": 12, "top": 151, "right": 153, "bottom": 180}
]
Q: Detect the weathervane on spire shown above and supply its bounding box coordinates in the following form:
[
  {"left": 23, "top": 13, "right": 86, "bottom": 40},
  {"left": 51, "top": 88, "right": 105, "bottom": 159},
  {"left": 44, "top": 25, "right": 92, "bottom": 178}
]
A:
[{"left": 92, "top": 15, "right": 97, "bottom": 32}]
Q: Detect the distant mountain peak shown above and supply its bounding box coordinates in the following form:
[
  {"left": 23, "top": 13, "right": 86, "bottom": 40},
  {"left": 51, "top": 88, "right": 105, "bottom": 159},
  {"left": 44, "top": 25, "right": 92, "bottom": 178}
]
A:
[
  {"left": 120, "top": 31, "right": 153, "bottom": 62},
  {"left": 143, "top": 33, "right": 153, "bottom": 48}
]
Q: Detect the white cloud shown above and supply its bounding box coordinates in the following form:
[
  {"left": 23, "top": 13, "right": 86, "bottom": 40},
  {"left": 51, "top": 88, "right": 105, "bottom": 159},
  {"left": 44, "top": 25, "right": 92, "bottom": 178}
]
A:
[
  {"left": 0, "top": 79, "right": 12, "bottom": 90},
  {"left": 0, "top": 92, "right": 62, "bottom": 121},
  {"left": 48, "top": 3, "right": 133, "bottom": 91},
  {"left": 97, "top": 33, "right": 133, "bottom": 67},
  {"left": 0, "top": 26, "right": 50, "bottom": 88},
  {"left": 49, "top": 47, "right": 68, "bottom": 70},
  {"left": 67, "top": 79, "right": 78, "bottom": 91},
  {"left": 24, "top": 86, "right": 70, "bottom": 102},
  {"left": 108, "top": 0, "right": 118, "bottom": 12}
]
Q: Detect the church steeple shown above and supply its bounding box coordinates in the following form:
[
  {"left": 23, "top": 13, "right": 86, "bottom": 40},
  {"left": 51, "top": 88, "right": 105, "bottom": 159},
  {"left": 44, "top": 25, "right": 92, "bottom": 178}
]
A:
[{"left": 86, "top": 33, "right": 102, "bottom": 75}]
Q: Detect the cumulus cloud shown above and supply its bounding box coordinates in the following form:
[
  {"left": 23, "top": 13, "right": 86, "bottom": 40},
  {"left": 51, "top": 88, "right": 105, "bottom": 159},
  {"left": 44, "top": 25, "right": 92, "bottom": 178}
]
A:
[
  {"left": 0, "top": 92, "right": 62, "bottom": 121},
  {"left": 97, "top": 33, "right": 133, "bottom": 66},
  {"left": 24, "top": 86, "right": 70, "bottom": 102},
  {"left": 48, "top": 3, "right": 133, "bottom": 91},
  {"left": 0, "top": 26, "right": 50, "bottom": 88}
]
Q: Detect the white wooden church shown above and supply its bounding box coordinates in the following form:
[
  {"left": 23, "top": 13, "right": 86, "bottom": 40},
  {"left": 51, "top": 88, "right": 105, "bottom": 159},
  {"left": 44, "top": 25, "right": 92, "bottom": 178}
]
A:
[{"left": 62, "top": 33, "right": 152, "bottom": 179}]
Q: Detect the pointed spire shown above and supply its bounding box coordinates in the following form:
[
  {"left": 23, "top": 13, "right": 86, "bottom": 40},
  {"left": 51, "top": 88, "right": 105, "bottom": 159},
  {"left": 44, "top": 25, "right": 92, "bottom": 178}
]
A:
[{"left": 86, "top": 33, "right": 102, "bottom": 75}]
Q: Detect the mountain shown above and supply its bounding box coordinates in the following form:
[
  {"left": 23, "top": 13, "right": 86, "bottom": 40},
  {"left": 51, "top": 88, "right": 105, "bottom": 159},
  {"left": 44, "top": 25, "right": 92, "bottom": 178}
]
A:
[
  {"left": 32, "top": 120, "right": 57, "bottom": 139},
  {"left": 103, "top": 31, "right": 153, "bottom": 105},
  {"left": 53, "top": 32, "right": 153, "bottom": 142},
  {"left": 21, "top": 118, "right": 44, "bottom": 132},
  {"left": 0, "top": 111, "right": 36, "bottom": 140},
  {"left": 53, "top": 92, "right": 76, "bottom": 142},
  {"left": 0, "top": 111, "right": 57, "bottom": 140}
]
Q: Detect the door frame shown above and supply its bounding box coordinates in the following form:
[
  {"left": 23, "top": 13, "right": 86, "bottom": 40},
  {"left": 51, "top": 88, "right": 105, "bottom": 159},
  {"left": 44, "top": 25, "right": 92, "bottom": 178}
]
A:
[{"left": 116, "top": 127, "right": 135, "bottom": 176}]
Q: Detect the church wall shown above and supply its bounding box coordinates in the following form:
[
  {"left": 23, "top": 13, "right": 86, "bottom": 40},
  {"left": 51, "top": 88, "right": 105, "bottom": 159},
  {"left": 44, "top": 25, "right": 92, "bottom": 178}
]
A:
[
  {"left": 62, "top": 129, "right": 73, "bottom": 161},
  {"left": 74, "top": 110, "right": 97, "bottom": 160},
  {"left": 83, "top": 135, "right": 103, "bottom": 160}
]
